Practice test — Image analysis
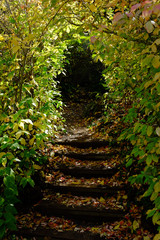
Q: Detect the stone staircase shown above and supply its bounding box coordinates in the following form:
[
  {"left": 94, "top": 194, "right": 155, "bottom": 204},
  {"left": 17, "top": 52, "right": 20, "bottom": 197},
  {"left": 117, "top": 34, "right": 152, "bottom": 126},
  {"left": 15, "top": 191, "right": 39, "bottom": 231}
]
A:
[{"left": 15, "top": 135, "right": 129, "bottom": 240}]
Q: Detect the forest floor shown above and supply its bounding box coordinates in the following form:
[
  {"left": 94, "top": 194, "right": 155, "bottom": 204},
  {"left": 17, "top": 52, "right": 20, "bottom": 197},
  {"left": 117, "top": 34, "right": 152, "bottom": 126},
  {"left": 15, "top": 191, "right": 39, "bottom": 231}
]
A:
[{"left": 11, "top": 91, "right": 154, "bottom": 240}]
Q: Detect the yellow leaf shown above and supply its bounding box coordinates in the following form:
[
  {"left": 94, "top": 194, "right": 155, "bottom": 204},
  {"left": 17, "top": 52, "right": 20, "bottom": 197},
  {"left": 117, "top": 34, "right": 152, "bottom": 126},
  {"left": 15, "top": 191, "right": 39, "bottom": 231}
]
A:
[
  {"left": 89, "top": 4, "right": 97, "bottom": 12},
  {"left": 156, "top": 127, "right": 160, "bottom": 136},
  {"left": 20, "top": 138, "right": 26, "bottom": 146},
  {"left": 154, "top": 181, "right": 160, "bottom": 193},
  {"left": 153, "top": 28, "right": 160, "bottom": 35},
  {"left": 99, "top": 197, "right": 106, "bottom": 203},
  {"left": 0, "top": 35, "right": 4, "bottom": 41},
  {"left": 150, "top": 191, "right": 158, "bottom": 201},
  {"left": 16, "top": 131, "right": 22, "bottom": 139},
  {"left": 2, "top": 158, "right": 7, "bottom": 167},
  {"left": 155, "top": 39, "right": 160, "bottom": 45},
  {"left": 0, "top": 152, "right": 6, "bottom": 158},
  {"left": 123, "top": 195, "right": 128, "bottom": 199},
  {"left": 12, "top": 45, "right": 20, "bottom": 53},
  {"left": 28, "top": 124, "right": 33, "bottom": 131},
  {"left": 144, "top": 33, "right": 149, "bottom": 40},
  {"left": 33, "top": 164, "right": 42, "bottom": 170},
  {"left": 114, "top": 224, "right": 120, "bottom": 230},
  {"left": 153, "top": 72, "right": 160, "bottom": 81},
  {"left": 153, "top": 233, "right": 160, "bottom": 240},
  {"left": 100, "top": 180, "right": 104, "bottom": 185},
  {"left": 29, "top": 137, "right": 35, "bottom": 146},
  {"left": 144, "top": 80, "right": 154, "bottom": 89},
  {"left": 152, "top": 56, "right": 160, "bottom": 69},
  {"left": 13, "top": 123, "right": 18, "bottom": 132},
  {"left": 152, "top": 44, "right": 157, "bottom": 53},
  {"left": 143, "top": 236, "right": 150, "bottom": 240},
  {"left": 133, "top": 220, "right": 139, "bottom": 230},
  {"left": 34, "top": 121, "right": 41, "bottom": 127},
  {"left": 143, "top": 236, "right": 151, "bottom": 240},
  {"left": 19, "top": 121, "right": 24, "bottom": 130}
]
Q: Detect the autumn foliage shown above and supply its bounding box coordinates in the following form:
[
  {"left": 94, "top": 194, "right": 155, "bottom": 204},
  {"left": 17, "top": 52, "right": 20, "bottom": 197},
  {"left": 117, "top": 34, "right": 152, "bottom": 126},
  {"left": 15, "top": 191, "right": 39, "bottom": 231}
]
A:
[{"left": 0, "top": 0, "right": 160, "bottom": 239}]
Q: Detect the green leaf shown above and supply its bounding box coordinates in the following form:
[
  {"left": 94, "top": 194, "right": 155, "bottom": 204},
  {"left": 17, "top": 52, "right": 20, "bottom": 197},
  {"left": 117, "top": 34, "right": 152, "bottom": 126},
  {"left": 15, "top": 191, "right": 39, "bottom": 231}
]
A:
[
  {"left": 143, "top": 183, "right": 154, "bottom": 197},
  {"left": 133, "top": 122, "right": 140, "bottom": 132},
  {"left": 20, "top": 177, "right": 28, "bottom": 188},
  {"left": 0, "top": 219, "right": 4, "bottom": 227},
  {"left": 51, "top": 0, "right": 58, "bottom": 7},
  {"left": 153, "top": 211, "right": 160, "bottom": 225},
  {"left": 126, "top": 158, "right": 133, "bottom": 167},
  {"left": 150, "top": 191, "right": 158, "bottom": 201},
  {"left": 146, "top": 155, "right": 152, "bottom": 166},
  {"left": 0, "top": 197, "right": 4, "bottom": 206},
  {"left": 27, "top": 178, "right": 35, "bottom": 187},
  {"left": 142, "top": 55, "right": 153, "bottom": 67},
  {"left": 157, "top": 83, "right": 160, "bottom": 93},
  {"left": 147, "top": 209, "right": 156, "bottom": 218},
  {"left": 10, "top": 142, "right": 22, "bottom": 150},
  {"left": 153, "top": 154, "right": 159, "bottom": 163},
  {"left": 0, "top": 225, "right": 5, "bottom": 239}
]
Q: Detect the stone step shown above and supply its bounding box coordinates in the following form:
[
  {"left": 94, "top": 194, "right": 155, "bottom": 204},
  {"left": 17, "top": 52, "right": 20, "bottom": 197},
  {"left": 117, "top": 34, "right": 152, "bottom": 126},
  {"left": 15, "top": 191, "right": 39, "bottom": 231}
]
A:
[
  {"left": 34, "top": 200, "right": 125, "bottom": 223},
  {"left": 54, "top": 139, "right": 118, "bottom": 148},
  {"left": 15, "top": 228, "right": 108, "bottom": 240},
  {"left": 55, "top": 152, "right": 119, "bottom": 160},
  {"left": 54, "top": 165, "right": 118, "bottom": 178},
  {"left": 44, "top": 183, "right": 126, "bottom": 196}
]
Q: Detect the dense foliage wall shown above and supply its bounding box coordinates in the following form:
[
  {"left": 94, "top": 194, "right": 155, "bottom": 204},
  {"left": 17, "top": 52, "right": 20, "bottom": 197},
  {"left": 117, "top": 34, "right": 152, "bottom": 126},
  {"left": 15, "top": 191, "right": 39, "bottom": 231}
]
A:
[
  {"left": 0, "top": 0, "right": 68, "bottom": 237},
  {"left": 86, "top": 1, "right": 160, "bottom": 239}
]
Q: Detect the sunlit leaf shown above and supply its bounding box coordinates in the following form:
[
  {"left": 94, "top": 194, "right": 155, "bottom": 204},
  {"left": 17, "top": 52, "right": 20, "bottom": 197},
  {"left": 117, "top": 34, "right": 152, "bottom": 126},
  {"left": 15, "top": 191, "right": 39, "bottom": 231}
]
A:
[
  {"left": 156, "top": 127, "right": 160, "bottom": 136},
  {"left": 0, "top": 35, "right": 4, "bottom": 41},
  {"left": 153, "top": 233, "right": 160, "bottom": 240},
  {"left": 0, "top": 152, "right": 6, "bottom": 158},
  {"left": 19, "top": 122, "right": 24, "bottom": 130},
  {"left": 89, "top": 4, "right": 97, "bottom": 12},
  {"left": 133, "top": 220, "right": 139, "bottom": 230}
]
